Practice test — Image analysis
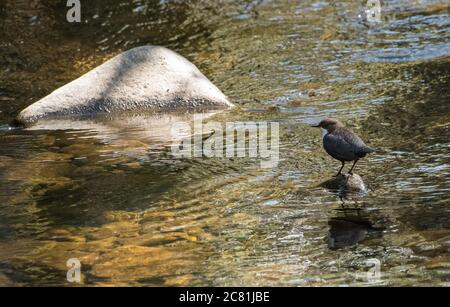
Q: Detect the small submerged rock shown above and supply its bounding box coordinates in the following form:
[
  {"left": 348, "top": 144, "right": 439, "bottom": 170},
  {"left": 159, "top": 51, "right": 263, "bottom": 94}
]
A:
[
  {"left": 321, "top": 173, "right": 368, "bottom": 199},
  {"left": 341, "top": 173, "right": 368, "bottom": 196}
]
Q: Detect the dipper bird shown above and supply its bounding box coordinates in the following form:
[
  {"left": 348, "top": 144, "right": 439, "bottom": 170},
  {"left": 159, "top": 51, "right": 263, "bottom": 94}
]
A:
[{"left": 311, "top": 118, "right": 374, "bottom": 176}]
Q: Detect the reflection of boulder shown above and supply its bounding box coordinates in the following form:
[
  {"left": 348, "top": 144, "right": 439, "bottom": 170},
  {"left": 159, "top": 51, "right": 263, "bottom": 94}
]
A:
[
  {"left": 1, "top": 112, "right": 220, "bottom": 222},
  {"left": 320, "top": 173, "right": 367, "bottom": 199},
  {"left": 15, "top": 46, "right": 233, "bottom": 126},
  {"left": 328, "top": 215, "right": 383, "bottom": 250},
  {"left": 24, "top": 113, "right": 210, "bottom": 144}
]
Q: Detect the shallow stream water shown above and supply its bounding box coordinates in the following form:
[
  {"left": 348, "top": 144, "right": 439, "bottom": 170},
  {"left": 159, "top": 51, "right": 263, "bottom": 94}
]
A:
[{"left": 0, "top": 0, "right": 449, "bottom": 286}]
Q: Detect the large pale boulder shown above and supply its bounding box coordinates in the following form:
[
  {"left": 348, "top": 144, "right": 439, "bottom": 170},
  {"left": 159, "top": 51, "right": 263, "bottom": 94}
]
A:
[{"left": 15, "top": 46, "right": 233, "bottom": 126}]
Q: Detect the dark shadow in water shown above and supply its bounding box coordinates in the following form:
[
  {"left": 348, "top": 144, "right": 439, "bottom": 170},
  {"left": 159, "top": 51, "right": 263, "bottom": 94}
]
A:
[
  {"left": 0, "top": 260, "right": 110, "bottom": 286},
  {"left": 361, "top": 58, "right": 450, "bottom": 230},
  {"left": 0, "top": 260, "right": 68, "bottom": 286},
  {"left": 363, "top": 59, "right": 450, "bottom": 152},
  {"left": 328, "top": 210, "right": 385, "bottom": 250}
]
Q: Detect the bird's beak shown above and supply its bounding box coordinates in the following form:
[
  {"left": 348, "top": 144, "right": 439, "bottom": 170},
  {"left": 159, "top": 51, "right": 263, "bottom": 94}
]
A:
[{"left": 310, "top": 124, "right": 321, "bottom": 128}]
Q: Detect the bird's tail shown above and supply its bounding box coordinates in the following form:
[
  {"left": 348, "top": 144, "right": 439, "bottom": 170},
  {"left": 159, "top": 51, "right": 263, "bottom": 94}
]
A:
[
  {"left": 364, "top": 146, "right": 376, "bottom": 153},
  {"left": 356, "top": 146, "right": 376, "bottom": 157}
]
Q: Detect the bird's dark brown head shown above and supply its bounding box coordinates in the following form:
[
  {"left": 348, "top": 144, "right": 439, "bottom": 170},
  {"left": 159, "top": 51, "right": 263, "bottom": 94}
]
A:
[{"left": 311, "top": 118, "right": 344, "bottom": 132}]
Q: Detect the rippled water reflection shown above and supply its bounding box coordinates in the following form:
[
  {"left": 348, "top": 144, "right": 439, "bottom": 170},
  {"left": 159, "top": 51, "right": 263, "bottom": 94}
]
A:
[{"left": 0, "top": 0, "right": 449, "bottom": 286}]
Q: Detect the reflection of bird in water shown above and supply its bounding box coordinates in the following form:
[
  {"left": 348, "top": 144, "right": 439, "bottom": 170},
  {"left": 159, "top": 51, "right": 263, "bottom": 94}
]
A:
[
  {"left": 311, "top": 118, "right": 375, "bottom": 176},
  {"left": 328, "top": 214, "right": 384, "bottom": 250}
]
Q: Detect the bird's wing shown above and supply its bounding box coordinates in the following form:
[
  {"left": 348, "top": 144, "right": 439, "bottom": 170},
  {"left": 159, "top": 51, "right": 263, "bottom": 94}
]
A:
[
  {"left": 339, "top": 128, "right": 374, "bottom": 156},
  {"left": 339, "top": 128, "right": 366, "bottom": 147},
  {"left": 323, "top": 133, "right": 358, "bottom": 161}
]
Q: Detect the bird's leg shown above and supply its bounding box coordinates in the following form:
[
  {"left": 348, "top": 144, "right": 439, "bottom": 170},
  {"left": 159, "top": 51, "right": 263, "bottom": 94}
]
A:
[
  {"left": 339, "top": 197, "right": 346, "bottom": 209},
  {"left": 335, "top": 161, "right": 345, "bottom": 177},
  {"left": 348, "top": 159, "right": 359, "bottom": 174}
]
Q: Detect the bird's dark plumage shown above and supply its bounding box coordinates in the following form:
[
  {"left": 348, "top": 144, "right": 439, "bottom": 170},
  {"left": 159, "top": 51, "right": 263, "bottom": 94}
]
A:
[{"left": 312, "top": 118, "right": 374, "bottom": 175}]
